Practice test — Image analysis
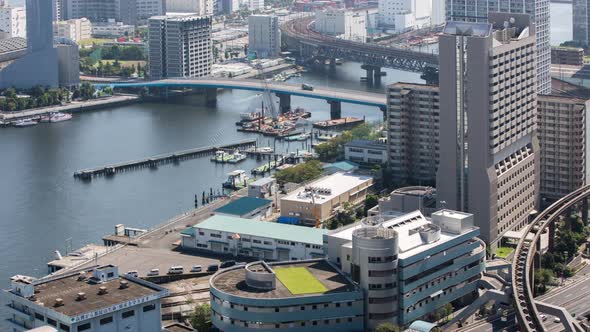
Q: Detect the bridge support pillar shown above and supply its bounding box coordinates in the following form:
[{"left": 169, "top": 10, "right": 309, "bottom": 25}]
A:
[
  {"left": 380, "top": 106, "right": 387, "bottom": 122},
  {"left": 328, "top": 100, "right": 341, "bottom": 120},
  {"left": 548, "top": 221, "right": 556, "bottom": 251},
  {"left": 583, "top": 198, "right": 588, "bottom": 225},
  {"left": 205, "top": 88, "right": 217, "bottom": 107},
  {"left": 277, "top": 93, "right": 291, "bottom": 114}
]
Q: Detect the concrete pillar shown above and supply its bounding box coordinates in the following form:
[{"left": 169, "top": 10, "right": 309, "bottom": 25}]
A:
[
  {"left": 373, "top": 66, "right": 382, "bottom": 79},
  {"left": 277, "top": 93, "right": 291, "bottom": 113},
  {"left": 328, "top": 100, "right": 341, "bottom": 120},
  {"left": 205, "top": 88, "right": 217, "bottom": 107},
  {"left": 380, "top": 106, "right": 387, "bottom": 122},
  {"left": 361, "top": 64, "right": 374, "bottom": 83},
  {"left": 583, "top": 198, "right": 588, "bottom": 225},
  {"left": 548, "top": 221, "right": 556, "bottom": 251}
]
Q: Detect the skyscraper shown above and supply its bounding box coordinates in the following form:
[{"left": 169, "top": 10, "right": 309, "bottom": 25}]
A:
[
  {"left": 574, "top": 0, "right": 590, "bottom": 44},
  {"left": 446, "top": 0, "right": 551, "bottom": 95},
  {"left": 248, "top": 15, "right": 281, "bottom": 58},
  {"left": 63, "top": 0, "right": 138, "bottom": 25},
  {"left": 437, "top": 13, "right": 540, "bottom": 247},
  {"left": 148, "top": 14, "right": 212, "bottom": 79}
]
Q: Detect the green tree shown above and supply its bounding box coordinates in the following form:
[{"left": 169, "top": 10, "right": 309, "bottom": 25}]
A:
[
  {"left": 556, "top": 230, "right": 579, "bottom": 258},
  {"left": 190, "top": 303, "right": 211, "bottom": 332},
  {"left": 534, "top": 268, "right": 554, "bottom": 294},
  {"left": 364, "top": 194, "right": 379, "bottom": 216},
  {"left": 375, "top": 322, "right": 400, "bottom": 332},
  {"left": 274, "top": 160, "right": 323, "bottom": 184}
]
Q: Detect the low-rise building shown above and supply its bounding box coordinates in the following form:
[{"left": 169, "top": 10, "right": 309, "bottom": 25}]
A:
[
  {"left": 92, "top": 21, "right": 135, "bottom": 38},
  {"left": 53, "top": 18, "right": 92, "bottom": 43},
  {"left": 551, "top": 46, "right": 584, "bottom": 66},
  {"left": 181, "top": 215, "right": 327, "bottom": 260},
  {"left": 214, "top": 196, "right": 273, "bottom": 219},
  {"left": 210, "top": 259, "right": 364, "bottom": 332},
  {"left": 248, "top": 177, "right": 276, "bottom": 198},
  {"left": 324, "top": 209, "right": 485, "bottom": 328},
  {"left": 344, "top": 139, "right": 388, "bottom": 165},
  {"left": 3, "top": 265, "right": 168, "bottom": 332},
  {"left": 369, "top": 186, "right": 437, "bottom": 216},
  {"left": 0, "top": 3, "right": 26, "bottom": 39},
  {"left": 315, "top": 8, "right": 367, "bottom": 42},
  {"left": 280, "top": 172, "right": 373, "bottom": 225}
]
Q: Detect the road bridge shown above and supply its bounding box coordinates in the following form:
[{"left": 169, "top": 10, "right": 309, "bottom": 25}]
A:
[
  {"left": 281, "top": 16, "right": 439, "bottom": 74},
  {"left": 512, "top": 185, "right": 590, "bottom": 332},
  {"left": 98, "top": 77, "right": 387, "bottom": 119}
]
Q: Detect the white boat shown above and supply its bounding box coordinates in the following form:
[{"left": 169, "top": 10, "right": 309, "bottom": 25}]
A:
[
  {"left": 49, "top": 112, "right": 72, "bottom": 123},
  {"left": 14, "top": 119, "right": 38, "bottom": 127},
  {"left": 240, "top": 111, "right": 262, "bottom": 121},
  {"left": 227, "top": 151, "right": 247, "bottom": 163}
]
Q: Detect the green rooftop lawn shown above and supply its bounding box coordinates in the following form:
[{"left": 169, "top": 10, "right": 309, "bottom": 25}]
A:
[
  {"left": 274, "top": 267, "right": 328, "bottom": 295},
  {"left": 496, "top": 246, "right": 514, "bottom": 259}
]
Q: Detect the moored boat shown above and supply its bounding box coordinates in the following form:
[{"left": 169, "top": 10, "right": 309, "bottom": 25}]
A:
[{"left": 13, "top": 119, "right": 38, "bottom": 127}]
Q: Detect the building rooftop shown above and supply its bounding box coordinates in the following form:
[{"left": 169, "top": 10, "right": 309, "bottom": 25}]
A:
[
  {"left": 322, "top": 160, "right": 359, "bottom": 172},
  {"left": 0, "top": 37, "right": 26, "bottom": 54},
  {"left": 282, "top": 172, "right": 372, "bottom": 204},
  {"left": 214, "top": 196, "right": 272, "bottom": 216},
  {"left": 8, "top": 267, "right": 167, "bottom": 320},
  {"left": 211, "top": 260, "right": 356, "bottom": 298},
  {"left": 443, "top": 21, "right": 492, "bottom": 37},
  {"left": 392, "top": 186, "right": 436, "bottom": 197},
  {"left": 345, "top": 139, "right": 387, "bottom": 150},
  {"left": 182, "top": 215, "right": 328, "bottom": 245},
  {"left": 163, "top": 323, "right": 195, "bottom": 332},
  {"left": 249, "top": 177, "right": 275, "bottom": 186},
  {"left": 389, "top": 82, "right": 439, "bottom": 92}
]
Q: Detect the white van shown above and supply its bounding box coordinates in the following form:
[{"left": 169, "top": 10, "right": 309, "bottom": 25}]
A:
[
  {"left": 190, "top": 265, "right": 202, "bottom": 273},
  {"left": 168, "top": 266, "right": 184, "bottom": 274},
  {"left": 126, "top": 270, "right": 139, "bottom": 278},
  {"left": 147, "top": 268, "right": 160, "bottom": 276}
]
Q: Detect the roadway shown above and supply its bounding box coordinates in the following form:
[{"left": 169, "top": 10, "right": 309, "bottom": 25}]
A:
[{"left": 102, "top": 77, "right": 387, "bottom": 108}]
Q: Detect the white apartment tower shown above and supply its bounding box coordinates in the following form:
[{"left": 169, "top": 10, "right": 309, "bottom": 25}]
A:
[
  {"left": 437, "top": 13, "right": 540, "bottom": 248},
  {"left": 315, "top": 8, "right": 367, "bottom": 42},
  {"left": 378, "top": 0, "right": 431, "bottom": 32},
  {"left": 0, "top": 3, "right": 26, "bottom": 39},
  {"left": 248, "top": 15, "right": 281, "bottom": 58},
  {"left": 148, "top": 14, "right": 212, "bottom": 79},
  {"left": 446, "top": 0, "right": 551, "bottom": 95}
]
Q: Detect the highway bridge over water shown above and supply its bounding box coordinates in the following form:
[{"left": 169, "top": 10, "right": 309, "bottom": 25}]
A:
[{"left": 99, "top": 77, "right": 387, "bottom": 119}]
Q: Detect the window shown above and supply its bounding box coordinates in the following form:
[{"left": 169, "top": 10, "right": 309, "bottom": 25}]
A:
[
  {"left": 253, "top": 239, "right": 262, "bottom": 244},
  {"left": 60, "top": 323, "right": 70, "bottom": 331},
  {"left": 47, "top": 318, "right": 57, "bottom": 327},
  {"left": 122, "top": 310, "right": 135, "bottom": 319},
  {"left": 107, "top": 272, "right": 114, "bottom": 278},
  {"left": 263, "top": 241, "right": 272, "bottom": 245},
  {"left": 100, "top": 316, "right": 113, "bottom": 325},
  {"left": 34, "top": 312, "right": 44, "bottom": 321},
  {"left": 143, "top": 304, "right": 156, "bottom": 312},
  {"left": 77, "top": 323, "right": 91, "bottom": 331}
]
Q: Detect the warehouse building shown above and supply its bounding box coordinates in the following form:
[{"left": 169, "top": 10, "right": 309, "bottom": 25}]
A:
[
  {"left": 180, "top": 215, "right": 327, "bottom": 260},
  {"left": 214, "top": 196, "right": 273, "bottom": 220}
]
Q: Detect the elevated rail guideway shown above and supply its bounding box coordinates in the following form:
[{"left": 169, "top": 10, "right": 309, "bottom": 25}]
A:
[
  {"left": 512, "top": 185, "right": 590, "bottom": 332},
  {"left": 281, "top": 16, "right": 439, "bottom": 73},
  {"left": 99, "top": 78, "right": 387, "bottom": 119}
]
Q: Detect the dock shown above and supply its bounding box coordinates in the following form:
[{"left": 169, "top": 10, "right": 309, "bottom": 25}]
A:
[
  {"left": 251, "top": 156, "right": 286, "bottom": 175},
  {"left": 74, "top": 139, "right": 257, "bottom": 180}
]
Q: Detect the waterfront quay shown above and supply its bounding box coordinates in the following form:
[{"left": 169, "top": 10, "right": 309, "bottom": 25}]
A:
[{"left": 73, "top": 139, "right": 257, "bottom": 179}]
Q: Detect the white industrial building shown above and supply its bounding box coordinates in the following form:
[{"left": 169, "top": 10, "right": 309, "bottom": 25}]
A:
[
  {"left": 3, "top": 265, "right": 168, "bottom": 332},
  {"left": 378, "top": 0, "right": 431, "bottom": 32},
  {"left": 92, "top": 21, "right": 135, "bottom": 38},
  {"left": 53, "top": 18, "right": 92, "bottom": 43},
  {"left": 248, "top": 15, "right": 281, "bottom": 58},
  {"left": 0, "top": 2, "right": 26, "bottom": 39},
  {"left": 181, "top": 215, "right": 327, "bottom": 261},
  {"left": 344, "top": 139, "right": 388, "bottom": 164},
  {"left": 315, "top": 8, "right": 367, "bottom": 42},
  {"left": 166, "top": 0, "right": 214, "bottom": 16},
  {"left": 248, "top": 0, "right": 264, "bottom": 11}
]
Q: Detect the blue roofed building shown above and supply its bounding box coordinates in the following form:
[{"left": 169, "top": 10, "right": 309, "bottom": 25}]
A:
[
  {"left": 181, "top": 215, "right": 327, "bottom": 261},
  {"left": 322, "top": 160, "right": 359, "bottom": 174},
  {"left": 214, "top": 196, "right": 273, "bottom": 220}
]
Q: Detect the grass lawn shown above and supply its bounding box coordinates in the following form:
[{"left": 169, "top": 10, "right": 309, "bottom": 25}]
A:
[
  {"left": 274, "top": 267, "right": 328, "bottom": 295},
  {"left": 96, "top": 60, "right": 147, "bottom": 68},
  {"left": 79, "top": 38, "right": 113, "bottom": 47},
  {"left": 496, "top": 246, "right": 514, "bottom": 258}
]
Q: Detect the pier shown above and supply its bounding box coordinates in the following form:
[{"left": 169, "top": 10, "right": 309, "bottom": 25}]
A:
[{"left": 74, "top": 139, "right": 257, "bottom": 179}]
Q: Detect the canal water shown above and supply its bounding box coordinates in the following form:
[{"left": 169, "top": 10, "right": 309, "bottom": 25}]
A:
[{"left": 0, "top": 1, "right": 573, "bottom": 289}]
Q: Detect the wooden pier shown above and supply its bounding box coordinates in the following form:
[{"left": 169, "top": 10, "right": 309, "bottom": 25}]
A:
[{"left": 74, "top": 139, "right": 257, "bottom": 180}]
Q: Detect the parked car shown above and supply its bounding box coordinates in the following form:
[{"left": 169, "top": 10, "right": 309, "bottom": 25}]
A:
[
  {"left": 190, "top": 265, "right": 202, "bottom": 273},
  {"left": 301, "top": 83, "right": 314, "bottom": 91},
  {"left": 207, "top": 264, "right": 219, "bottom": 273},
  {"left": 147, "top": 268, "right": 160, "bottom": 276},
  {"left": 220, "top": 260, "right": 237, "bottom": 269},
  {"left": 554, "top": 317, "right": 561, "bottom": 323},
  {"left": 126, "top": 270, "right": 138, "bottom": 278},
  {"left": 539, "top": 314, "right": 547, "bottom": 321},
  {"left": 168, "top": 266, "right": 184, "bottom": 274}
]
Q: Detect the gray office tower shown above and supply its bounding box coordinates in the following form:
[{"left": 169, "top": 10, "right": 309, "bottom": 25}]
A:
[
  {"left": 148, "top": 15, "right": 212, "bottom": 79},
  {"left": 0, "top": 0, "right": 58, "bottom": 88},
  {"left": 574, "top": 0, "right": 590, "bottom": 44},
  {"left": 248, "top": 15, "right": 281, "bottom": 58},
  {"left": 446, "top": 0, "right": 551, "bottom": 95},
  {"left": 64, "top": 0, "right": 138, "bottom": 25},
  {"left": 436, "top": 13, "right": 540, "bottom": 248}
]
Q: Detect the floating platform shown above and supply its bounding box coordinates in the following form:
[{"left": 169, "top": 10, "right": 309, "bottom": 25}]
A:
[{"left": 313, "top": 117, "right": 365, "bottom": 130}]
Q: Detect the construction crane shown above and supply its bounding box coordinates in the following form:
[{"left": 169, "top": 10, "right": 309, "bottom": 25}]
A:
[{"left": 253, "top": 52, "right": 279, "bottom": 121}]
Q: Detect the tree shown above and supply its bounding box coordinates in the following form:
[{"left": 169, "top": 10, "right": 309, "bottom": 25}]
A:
[
  {"left": 375, "top": 322, "right": 400, "bottom": 332},
  {"left": 364, "top": 194, "right": 379, "bottom": 216},
  {"left": 274, "top": 160, "right": 323, "bottom": 184},
  {"left": 556, "top": 230, "right": 579, "bottom": 258},
  {"left": 190, "top": 303, "right": 211, "bottom": 332}
]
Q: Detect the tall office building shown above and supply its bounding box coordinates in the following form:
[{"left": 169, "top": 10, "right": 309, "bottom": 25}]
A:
[
  {"left": 538, "top": 95, "right": 589, "bottom": 202},
  {"left": 387, "top": 82, "right": 439, "bottom": 186},
  {"left": 166, "top": 0, "right": 214, "bottom": 16},
  {"left": 248, "top": 15, "right": 281, "bottom": 58},
  {"left": 52, "top": 0, "right": 61, "bottom": 21},
  {"left": 0, "top": 3, "right": 26, "bottom": 39},
  {"left": 446, "top": 0, "right": 551, "bottom": 95},
  {"left": 437, "top": 13, "right": 540, "bottom": 247},
  {"left": 64, "top": 0, "right": 138, "bottom": 25},
  {"left": 574, "top": 0, "right": 590, "bottom": 44},
  {"left": 148, "top": 14, "right": 212, "bottom": 79},
  {"left": 136, "top": 0, "right": 165, "bottom": 19}
]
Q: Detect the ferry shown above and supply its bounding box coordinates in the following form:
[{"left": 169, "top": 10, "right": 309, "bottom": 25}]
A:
[
  {"left": 49, "top": 112, "right": 72, "bottom": 123},
  {"left": 13, "top": 119, "right": 38, "bottom": 127}
]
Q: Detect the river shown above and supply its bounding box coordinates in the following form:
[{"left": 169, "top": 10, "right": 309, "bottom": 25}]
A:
[{"left": 0, "top": 1, "right": 573, "bottom": 288}]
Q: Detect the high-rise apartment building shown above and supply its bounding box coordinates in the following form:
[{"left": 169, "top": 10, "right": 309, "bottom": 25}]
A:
[
  {"left": 148, "top": 14, "right": 212, "bottom": 79},
  {"left": 53, "top": 0, "right": 62, "bottom": 21},
  {"left": 538, "top": 95, "right": 589, "bottom": 202},
  {"left": 53, "top": 18, "right": 92, "bottom": 42},
  {"left": 378, "top": 0, "right": 431, "bottom": 32},
  {"left": 64, "top": 0, "right": 138, "bottom": 25},
  {"left": 387, "top": 82, "right": 439, "bottom": 186},
  {"left": 437, "top": 13, "right": 540, "bottom": 247},
  {"left": 248, "top": 15, "right": 281, "bottom": 58},
  {"left": 136, "top": 0, "right": 165, "bottom": 19},
  {"left": 446, "top": 0, "right": 551, "bottom": 95},
  {"left": 0, "top": 3, "right": 26, "bottom": 39},
  {"left": 166, "top": 0, "right": 214, "bottom": 16}
]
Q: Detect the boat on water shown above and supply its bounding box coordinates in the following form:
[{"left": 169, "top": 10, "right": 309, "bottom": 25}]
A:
[
  {"left": 13, "top": 119, "right": 38, "bottom": 127},
  {"left": 211, "top": 150, "right": 233, "bottom": 163},
  {"left": 222, "top": 170, "right": 252, "bottom": 189},
  {"left": 39, "top": 115, "right": 51, "bottom": 123},
  {"left": 284, "top": 133, "right": 310, "bottom": 142},
  {"left": 49, "top": 112, "right": 72, "bottom": 123},
  {"left": 335, "top": 58, "right": 343, "bottom": 65},
  {"left": 239, "top": 111, "right": 262, "bottom": 122},
  {"left": 227, "top": 151, "right": 247, "bottom": 164}
]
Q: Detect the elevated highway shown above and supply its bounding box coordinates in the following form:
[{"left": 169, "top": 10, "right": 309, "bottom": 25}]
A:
[
  {"left": 99, "top": 77, "right": 387, "bottom": 119},
  {"left": 281, "top": 16, "right": 439, "bottom": 73},
  {"left": 512, "top": 185, "right": 590, "bottom": 332}
]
